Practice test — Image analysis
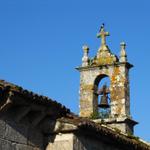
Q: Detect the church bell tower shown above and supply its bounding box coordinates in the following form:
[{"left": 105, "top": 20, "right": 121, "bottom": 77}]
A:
[{"left": 76, "top": 24, "right": 137, "bottom": 134}]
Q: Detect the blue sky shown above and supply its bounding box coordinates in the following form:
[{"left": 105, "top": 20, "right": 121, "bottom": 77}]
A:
[{"left": 0, "top": 0, "right": 150, "bottom": 141}]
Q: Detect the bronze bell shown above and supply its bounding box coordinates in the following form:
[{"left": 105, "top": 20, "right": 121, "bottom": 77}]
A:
[{"left": 98, "top": 93, "right": 109, "bottom": 108}]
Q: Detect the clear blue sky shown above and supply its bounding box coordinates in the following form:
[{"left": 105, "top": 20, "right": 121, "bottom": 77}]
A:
[{"left": 0, "top": 0, "right": 150, "bottom": 142}]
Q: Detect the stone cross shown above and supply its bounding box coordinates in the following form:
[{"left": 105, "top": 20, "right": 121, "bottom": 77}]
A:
[{"left": 97, "top": 24, "right": 109, "bottom": 46}]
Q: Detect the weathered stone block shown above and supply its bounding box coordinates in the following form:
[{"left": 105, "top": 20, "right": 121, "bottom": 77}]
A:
[
  {"left": 4, "top": 121, "right": 28, "bottom": 144},
  {"left": 0, "top": 119, "right": 6, "bottom": 138},
  {"left": 14, "top": 143, "right": 41, "bottom": 150},
  {"left": 46, "top": 133, "right": 74, "bottom": 150},
  {"left": 0, "top": 138, "right": 15, "bottom": 150}
]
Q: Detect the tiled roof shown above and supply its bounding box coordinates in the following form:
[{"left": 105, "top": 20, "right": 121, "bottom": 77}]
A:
[
  {"left": 0, "top": 79, "right": 70, "bottom": 117},
  {"left": 0, "top": 79, "right": 149, "bottom": 150},
  {"left": 58, "top": 116, "right": 150, "bottom": 150}
]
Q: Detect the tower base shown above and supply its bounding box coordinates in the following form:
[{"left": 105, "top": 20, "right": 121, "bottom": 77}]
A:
[{"left": 94, "top": 117, "right": 138, "bottom": 134}]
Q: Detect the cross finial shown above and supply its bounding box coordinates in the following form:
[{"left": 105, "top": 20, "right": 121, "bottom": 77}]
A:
[{"left": 97, "top": 23, "right": 109, "bottom": 46}]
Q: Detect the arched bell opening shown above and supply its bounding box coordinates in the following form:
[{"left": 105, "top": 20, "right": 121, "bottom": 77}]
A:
[{"left": 93, "top": 74, "right": 111, "bottom": 119}]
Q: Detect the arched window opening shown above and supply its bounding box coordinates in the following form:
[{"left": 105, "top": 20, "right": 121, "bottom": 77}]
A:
[{"left": 94, "top": 75, "right": 111, "bottom": 119}]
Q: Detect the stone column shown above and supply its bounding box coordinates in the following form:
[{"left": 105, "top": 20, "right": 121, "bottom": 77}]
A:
[{"left": 82, "top": 45, "right": 89, "bottom": 67}]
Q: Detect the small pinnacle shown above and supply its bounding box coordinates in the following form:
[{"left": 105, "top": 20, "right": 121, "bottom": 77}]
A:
[
  {"left": 82, "top": 45, "right": 89, "bottom": 51},
  {"left": 120, "top": 42, "right": 127, "bottom": 62},
  {"left": 120, "top": 42, "right": 126, "bottom": 49}
]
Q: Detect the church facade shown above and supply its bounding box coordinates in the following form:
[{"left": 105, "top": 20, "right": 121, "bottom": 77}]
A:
[{"left": 0, "top": 25, "right": 150, "bottom": 150}]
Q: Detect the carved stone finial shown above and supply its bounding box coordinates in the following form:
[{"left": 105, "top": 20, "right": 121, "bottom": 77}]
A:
[
  {"left": 82, "top": 45, "right": 89, "bottom": 53},
  {"left": 120, "top": 42, "right": 126, "bottom": 51},
  {"left": 120, "top": 42, "right": 127, "bottom": 62},
  {"left": 97, "top": 24, "right": 110, "bottom": 46},
  {"left": 82, "top": 45, "right": 89, "bottom": 67}
]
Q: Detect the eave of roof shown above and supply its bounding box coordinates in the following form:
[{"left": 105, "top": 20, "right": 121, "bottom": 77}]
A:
[
  {"left": 58, "top": 116, "right": 150, "bottom": 150},
  {"left": 0, "top": 79, "right": 70, "bottom": 117}
]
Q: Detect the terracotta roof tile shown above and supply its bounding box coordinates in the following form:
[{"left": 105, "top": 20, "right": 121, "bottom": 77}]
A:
[{"left": 0, "top": 79, "right": 70, "bottom": 116}]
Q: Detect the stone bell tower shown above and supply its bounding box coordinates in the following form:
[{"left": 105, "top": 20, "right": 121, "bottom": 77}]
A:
[{"left": 76, "top": 24, "right": 137, "bottom": 134}]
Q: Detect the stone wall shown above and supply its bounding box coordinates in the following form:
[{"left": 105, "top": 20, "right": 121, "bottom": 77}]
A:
[
  {"left": 79, "top": 63, "right": 130, "bottom": 118},
  {"left": 46, "top": 132, "right": 124, "bottom": 150},
  {"left": 107, "top": 121, "right": 133, "bottom": 134},
  {"left": 0, "top": 111, "right": 44, "bottom": 150},
  {"left": 46, "top": 133, "right": 74, "bottom": 150}
]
